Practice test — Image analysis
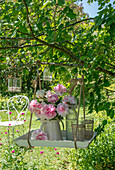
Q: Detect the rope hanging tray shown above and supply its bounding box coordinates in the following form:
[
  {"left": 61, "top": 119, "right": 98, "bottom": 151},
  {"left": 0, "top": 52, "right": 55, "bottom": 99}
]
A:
[
  {"left": 14, "top": 130, "right": 97, "bottom": 148},
  {"left": 14, "top": 70, "right": 97, "bottom": 149}
]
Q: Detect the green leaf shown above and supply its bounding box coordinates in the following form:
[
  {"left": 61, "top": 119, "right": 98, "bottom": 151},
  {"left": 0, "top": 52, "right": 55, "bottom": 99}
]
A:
[
  {"left": 59, "top": 24, "right": 64, "bottom": 30},
  {"left": 101, "top": 60, "right": 105, "bottom": 68},
  {"left": 18, "top": 25, "right": 28, "bottom": 33},
  {"left": 90, "top": 92, "right": 94, "bottom": 99},
  {"left": 54, "top": 71, "right": 57, "bottom": 78},
  {"left": 80, "top": 56, "right": 86, "bottom": 60},
  {"left": 96, "top": 87, "right": 100, "bottom": 96},
  {"left": 37, "top": 23, "right": 43, "bottom": 31},
  {"left": 50, "top": 65, "right": 55, "bottom": 72},
  {"left": 95, "top": 104, "right": 98, "bottom": 113},
  {"left": 63, "top": 6, "right": 69, "bottom": 13},
  {"left": 58, "top": 67, "right": 67, "bottom": 74},
  {"left": 107, "top": 109, "right": 110, "bottom": 116},
  {"left": 106, "top": 102, "right": 111, "bottom": 108},
  {"left": 110, "top": 109, "right": 114, "bottom": 119},
  {"left": 71, "top": 67, "right": 78, "bottom": 74},
  {"left": 58, "top": 0, "right": 65, "bottom": 6},
  {"left": 66, "top": 12, "right": 76, "bottom": 19},
  {"left": 23, "top": 69, "right": 29, "bottom": 75},
  {"left": 98, "top": 102, "right": 105, "bottom": 111},
  {"left": 96, "top": 18, "right": 103, "bottom": 26},
  {"left": 104, "top": 79, "right": 110, "bottom": 87},
  {"left": 41, "top": 1, "right": 51, "bottom": 10},
  {"left": 60, "top": 118, "right": 64, "bottom": 130},
  {"left": 65, "top": 21, "right": 69, "bottom": 27},
  {"left": 102, "top": 119, "right": 107, "bottom": 126}
]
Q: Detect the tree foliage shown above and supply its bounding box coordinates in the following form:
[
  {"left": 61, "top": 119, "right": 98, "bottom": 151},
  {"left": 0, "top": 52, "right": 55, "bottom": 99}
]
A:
[{"left": 0, "top": 0, "right": 115, "bottom": 131}]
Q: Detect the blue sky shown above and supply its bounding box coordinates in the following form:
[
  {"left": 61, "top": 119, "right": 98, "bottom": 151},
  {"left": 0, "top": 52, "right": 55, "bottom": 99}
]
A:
[{"left": 81, "top": 0, "right": 115, "bottom": 17}]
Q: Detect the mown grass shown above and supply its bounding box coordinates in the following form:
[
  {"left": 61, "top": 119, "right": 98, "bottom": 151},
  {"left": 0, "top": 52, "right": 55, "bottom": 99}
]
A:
[{"left": 0, "top": 100, "right": 114, "bottom": 169}]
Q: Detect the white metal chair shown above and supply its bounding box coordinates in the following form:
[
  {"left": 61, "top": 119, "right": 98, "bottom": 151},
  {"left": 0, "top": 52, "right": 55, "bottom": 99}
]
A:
[{"left": 0, "top": 95, "right": 29, "bottom": 139}]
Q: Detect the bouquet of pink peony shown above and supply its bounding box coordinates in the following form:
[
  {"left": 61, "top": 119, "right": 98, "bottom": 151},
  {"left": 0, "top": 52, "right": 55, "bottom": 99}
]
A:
[{"left": 29, "top": 84, "right": 76, "bottom": 121}]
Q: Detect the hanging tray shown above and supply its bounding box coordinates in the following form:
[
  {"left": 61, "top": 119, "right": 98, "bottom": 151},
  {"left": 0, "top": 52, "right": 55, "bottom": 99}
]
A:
[{"left": 14, "top": 130, "right": 97, "bottom": 148}]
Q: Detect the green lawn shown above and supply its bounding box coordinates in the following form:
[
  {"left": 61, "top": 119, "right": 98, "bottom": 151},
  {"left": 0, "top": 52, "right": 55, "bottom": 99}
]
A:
[{"left": 0, "top": 108, "right": 114, "bottom": 169}]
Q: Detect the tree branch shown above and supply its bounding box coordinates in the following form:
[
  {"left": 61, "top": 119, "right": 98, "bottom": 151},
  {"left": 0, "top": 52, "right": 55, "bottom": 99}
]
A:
[
  {"left": 105, "top": 62, "right": 115, "bottom": 69},
  {"left": 17, "top": 31, "right": 33, "bottom": 37},
  {"left": 65, "top": 17, "right": 94, "bottom": 28},
  {"left": 58, "top": 40, "right": 81, "bottom": 58},
  {"left": 53, "top": 17, "right": 94, "bottom": 31},
  {"left": 39, "top": 47, "right": 50, "bottom": 55},
  {"left": 96, "top": 67, "right": 115, "bottom": 77},
  {"left": 0, "top": 61, "right": 83, "bottom": 76},
  {"left": 21, "top": 0, "right": 83, "bottom": 63},
  {"left": 17, "top": 31, "right": 44, "bottom": 37},
  {"left": 0, "top": 44, "right": 45, "bottom": 49},
  {"left": 22, "top": 0, "right": 35, "bottom": 36},
  {"left": 0, "top": 37, "right": 35, "bottom": 40},
  {"left": 55, "top": 42, "right": 77, "bottom": 59},
  {"left": 37, "top": 61, "right": 82, "bottom": 67}
]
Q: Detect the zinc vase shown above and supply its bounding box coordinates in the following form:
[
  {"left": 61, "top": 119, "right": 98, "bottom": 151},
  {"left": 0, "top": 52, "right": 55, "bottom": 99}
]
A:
[{"left": 40, "top": 119, "right": 62, "bottom": 140}]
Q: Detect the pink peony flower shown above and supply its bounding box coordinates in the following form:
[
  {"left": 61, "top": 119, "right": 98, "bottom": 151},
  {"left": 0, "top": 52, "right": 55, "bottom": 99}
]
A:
[
  {"left": 5, "top": 132, "right": 7, "bottom": 134},
  {"left": 57, "top": 103, "right": 69, "bottom": 117},
  {"left": 31, "top": 129, "right": 48, "bottom": 141},
  {"left": 0, "top": 143, "right": 2, "bottom": 145},
  {"left": 43, "top": 104, "right": 55, "bottom": 112},
  {"left": 9, "top": 112, "right": 12, "bottom": 114},
  {"left": 21, "top": 113, "right": 24, "bottom": 115},
  {"left": 16, "top": 130, "right": 19, "bottom": 132},
  {"left": 54, "top": 148, "right": 57, "bottom": 150},
  {"left": 45, "top": 90, "right": 54, "bottom": 98},
  {"left": 43, "top": 104, "right": 56, "bottom": 120},
  {"left": 29, "top": 84, "right": 76, "bottom": 121},
  {"left": 36, "top": 103, "right": 43, "bottom": 109},
  {"left": 54, "top": 84, "right": 67, "bottom": 94},
  {"left": 56, "top": 152, "right": 59, "bottom": 155},
  {"left": 36, "top": 133, "right": 47, "bottom": 140},
  {"left": 33, "top": 103, "right": 43, "bottom": 118},
  {"left": 34, "top": 109, "right": 42, "bottom": 118},
  {"left": 47, "top": 94, "right": 58, "bottom": 103},
  {"left": 9, "top": 124, "right": 11, "bottom": 126},
  {"left": 29, "top": 100, "right": 37, "bottom": 112}
]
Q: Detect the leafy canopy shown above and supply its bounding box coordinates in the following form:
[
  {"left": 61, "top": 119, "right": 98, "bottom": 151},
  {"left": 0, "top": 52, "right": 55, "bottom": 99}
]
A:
[{"left": 0, "top": 0, "right": 115, "bottom": 131}]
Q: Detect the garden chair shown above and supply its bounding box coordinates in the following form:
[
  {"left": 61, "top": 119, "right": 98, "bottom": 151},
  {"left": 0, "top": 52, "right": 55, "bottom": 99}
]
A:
[{"left": 0, "top": 95, "right": 29, "bottom": 139}]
